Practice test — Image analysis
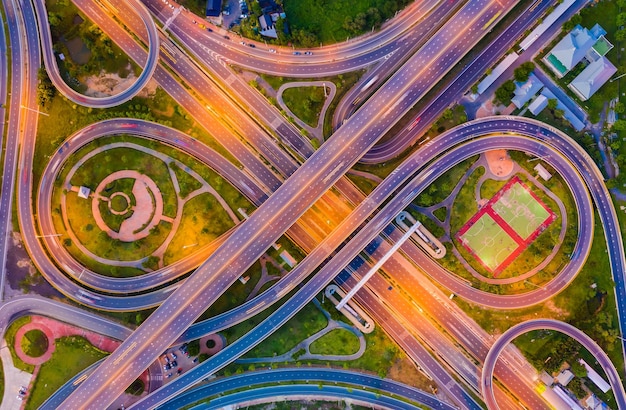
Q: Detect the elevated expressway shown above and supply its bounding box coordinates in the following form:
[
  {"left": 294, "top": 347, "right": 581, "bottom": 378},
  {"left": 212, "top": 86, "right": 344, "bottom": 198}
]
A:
[
  {"left": 40, "top": 117, "right": 607, "bottom": 409},
  {"left": 360, "top": 0, "right": 590, "bottom": 163},
  {"left": 481, "top": 319, "right": 626, "bottom": 409},
  {"left": 57, "top": 3, "right": 520, "bottom": 406},
  {"left": 145, "top": 0, "right": 453, "bottom": 77},
  {"left": 160, "top": 368, "right": 455, "bottom": 410},
  {"left": 32, "top": 0, "right": 160, "bottom": 108},
  {"left": 22, "top": 1, "right": 620, "bottom": 408},
  {"left": 121, "top": 125, "right": 600, "bottom": 409}
]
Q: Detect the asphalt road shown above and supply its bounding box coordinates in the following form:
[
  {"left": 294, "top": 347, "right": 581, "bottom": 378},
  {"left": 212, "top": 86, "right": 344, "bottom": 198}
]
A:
[{"left": 481, "top": 319, "right": 626, "bottom": 410}]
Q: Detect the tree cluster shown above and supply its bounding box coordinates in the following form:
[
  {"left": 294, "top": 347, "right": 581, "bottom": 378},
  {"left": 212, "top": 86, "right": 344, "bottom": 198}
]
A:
[
  {"left": 494, "top": 80, "right": 515, "bottom": 106},
  {"left": 513, "top": 62, "right": 535, "bottom": 83},
  {"left": 37, "top": 67, "right": 56, "bottom": 107},
  {"left": 343, "top": 8, "right": 382, "bottom": 35}
]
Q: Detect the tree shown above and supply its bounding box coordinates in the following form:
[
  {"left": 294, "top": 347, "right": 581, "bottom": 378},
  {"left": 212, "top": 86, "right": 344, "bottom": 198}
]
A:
[
  {"left": 547, "top": 98, "right": 558, "bottom": 111},
  {"left": 616, "top": 29, "right": 626, "bottom": 42},
  {"left": 614, "top": 119, "right": 626, "bottom": 131},
  {"left": 187, "top": 339, "right": 200, "bottom": 356},
  {"left": 618, "top": 13, "right": 626, "bottom": 27},
  {"left": 494, "top": 80, "right": 515, "bottom": 105},
  {"left": 570, "top": 360, "right": 587, "bottom": 378},
  {"left": 563, "top": 14, "right": 582, "bottom": 31},
  {"left": 615, "top": 101, "right": 625, "bottom": 114},
  {"left": 514, "top": 62, "right": 535, "bottom": 82}
]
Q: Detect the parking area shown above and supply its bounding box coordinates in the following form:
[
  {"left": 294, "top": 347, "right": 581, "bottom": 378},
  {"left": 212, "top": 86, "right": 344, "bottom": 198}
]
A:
[
  {"left": 159, "top": 343, "right": 199, "bottom": 381},
  {"left": 223, "top": 0, "right": 248, "bottom": 29}
]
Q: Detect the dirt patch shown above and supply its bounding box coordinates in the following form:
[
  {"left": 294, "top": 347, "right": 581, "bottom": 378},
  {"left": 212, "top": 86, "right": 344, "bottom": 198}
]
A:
[
  {"left": 543, "top": 299, "right": 569, "bottom": 319},
  {"left": 484, "top": 149, "right": 514, "bottom": 178},
  {"left": 82, "top": 70, "right": 157, "bottom": 98},
  {"left": 387, "top": 357, "right": 435, "bottom": 392}
]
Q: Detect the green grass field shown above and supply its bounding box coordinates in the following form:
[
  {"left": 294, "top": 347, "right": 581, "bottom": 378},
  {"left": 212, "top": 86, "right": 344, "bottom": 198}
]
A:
[
  {"left": 25, "top": 336, "right": 107, "bottom": 410},
  {"left": 163, "top": 193, "right": 236, "bottom": 265},
  {"left": 21, "top": 329, "right": 49, "bottom": 358},
  {"left": 282, "top": 86, "right": 326, "bottom": 128},
  {"left": 459, "top": 213, "right": 519, "bottom": 271},
  {"left": 492, "top": 182, "right": 551, "bottom": 239},
  {"left": 309, "top": 329, "right": 360, "bottom": 356},
  {"left": 4, "top": 317, "right": 35, "bottom": 373}
]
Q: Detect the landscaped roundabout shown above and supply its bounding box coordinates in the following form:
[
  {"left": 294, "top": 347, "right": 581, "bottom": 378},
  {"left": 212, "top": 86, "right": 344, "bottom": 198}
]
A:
[{"left": 45, "top": 135, "right": 248, "bottom": 278}]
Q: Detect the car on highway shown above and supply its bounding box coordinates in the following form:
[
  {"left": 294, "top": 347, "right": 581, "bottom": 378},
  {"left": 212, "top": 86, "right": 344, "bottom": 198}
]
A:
[
  {"left": 248, "top": 43, "right": 255, "bottom": 48},
  {"left": 408, "top": 117, "right": 421, "bottom": 131},
  {"left": 304, "top": 51, "right": 313, "bottom": 55},
  {"left": 268, "top": 49, "right": 276, "bottom": 53},
  {"left": 293, "top": 51, "right": 301, "bottom": 55}
]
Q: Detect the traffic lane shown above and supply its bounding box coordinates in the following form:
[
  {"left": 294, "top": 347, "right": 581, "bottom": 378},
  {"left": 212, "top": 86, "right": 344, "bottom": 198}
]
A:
[
  {"left": 362, "top": 0, "right": 574, "bottom": 162},
  {"left": 159, "top": 368, "right": 455, "bottom": 410},
  {"left": 481, "top": 320, "right": 626, "bottom": 409},
  {"left": 60, "top": 3, "right": 538, "bottom": 404}
]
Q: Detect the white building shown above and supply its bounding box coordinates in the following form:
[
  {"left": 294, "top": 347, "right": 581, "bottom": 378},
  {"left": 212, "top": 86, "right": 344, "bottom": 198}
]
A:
[{"left": 568, "top": 56, "right": 617, "bottom": 101}]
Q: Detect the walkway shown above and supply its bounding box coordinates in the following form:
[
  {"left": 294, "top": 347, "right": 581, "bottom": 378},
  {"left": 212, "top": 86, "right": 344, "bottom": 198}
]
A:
[
  {"left": 276, "top": 81, "right": 337, "bottom": 144},
  {"left": 236, "top": 298, "right": 366, "bottom": 364},
  {"left": 0, "top": 340, "right": 32, "bottom": 410}
]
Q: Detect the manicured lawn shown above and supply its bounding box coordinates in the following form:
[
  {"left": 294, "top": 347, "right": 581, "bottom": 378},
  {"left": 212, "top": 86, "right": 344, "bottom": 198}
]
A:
[
  {"left": 26, "top": 336, "right": 108, "bottom": 410},
  {"left": 282, "top": 86, "right": 327, "bottom": 128},
  {"left": 4, "top": 317, "right": 34, "bottom": 373},
  {"left": 48, "top": 133, "right": 251, "bottom": 276},
  {"left": 258, "top": 70, "right": 363, "bottom": 140},
  {"left": 163, "top": 193, "right": 236, "bottom": 265},
  {"left": 169, "top": 162, "right": 203, "bottom": 199},
  {"left": 196, "top": 261, "right": 264, "bottom": 323},
  {"left": 244, "top": 302, "right": 328, "bottom": 358},
  {"left": 21, "top": 329, "right": 49, "bottom": 358},
  {"left": 309, "top": 328, "right": 360, "bottom": 355}
]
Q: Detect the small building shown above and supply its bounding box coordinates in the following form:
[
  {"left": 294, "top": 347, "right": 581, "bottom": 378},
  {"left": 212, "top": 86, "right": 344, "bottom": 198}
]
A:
[
  {"left": 259, "top": 14, "right": 277, "bottom": 38},
  {"left": 528, "top": 94, "right": 548, "bottom": 116},
  {"left": 580, "top": 359, "right": 611, "bottom": 393},
  {"left": 78, "top": 186, "right": 91, "bottom": 199},
  {"left": 511, "top": 73, "right": 543, "bottom": 108},
  {"left": 568, "top": 56, "right": 617, "bottom": 101},
  {"left": 552, "top": 385, "right": 584, "bottom": 410},
  {"left": 280, "top": 250, "right": 297, "bottom": 268},
  {"left": 539, "top": 371, "right": 554, "bottom": 387},
  {"left": 586, "top": 394, "right": 610, "bottom": 410},
  {"left": 238, "top": 275, "right": 250, "bottom": 285},
  {"left": 534, "top": 163, "right": 552, "bottom": 181},
  {"left": 556, "top": 369, "right": 574, "bottom": 386},
  {"left": 544, "top": 24, "right": 601, "bottom": 77}
]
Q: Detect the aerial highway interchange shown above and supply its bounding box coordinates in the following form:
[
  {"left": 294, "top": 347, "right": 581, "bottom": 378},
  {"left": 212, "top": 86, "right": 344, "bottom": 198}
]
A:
[{"left": 0, "top": 0, "right": 625, "bottom": 409}]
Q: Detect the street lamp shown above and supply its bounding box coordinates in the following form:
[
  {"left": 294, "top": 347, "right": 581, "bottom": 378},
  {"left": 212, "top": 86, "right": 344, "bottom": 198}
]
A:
[
  {"left": 524, "top": 280, "right": 544, "bottom": 290},
  {"left": 35, "top": 233, "right": 62, "bottom": 238}
]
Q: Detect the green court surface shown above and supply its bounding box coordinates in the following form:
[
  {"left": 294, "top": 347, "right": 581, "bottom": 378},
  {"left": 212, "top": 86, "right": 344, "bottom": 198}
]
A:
[
  {"left": 492, "top": 182, "right": 550, "bottom": 240},
  {"left": 459, "top": 213, "right": 519, "bottom": 271}
]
